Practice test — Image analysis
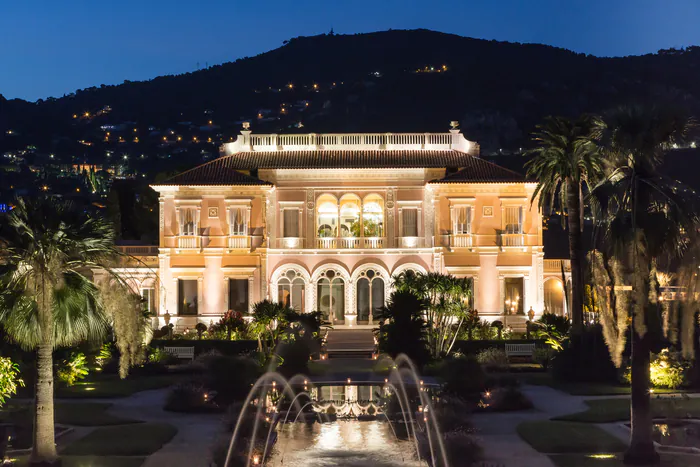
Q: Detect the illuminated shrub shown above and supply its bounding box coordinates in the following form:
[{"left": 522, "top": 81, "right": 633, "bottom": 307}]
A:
[
  {"left": 623, "top": 349, "right": 691, "bottom": 389},
  {"left": 56, "top": 352, "right": 89, "bottom": 386}
]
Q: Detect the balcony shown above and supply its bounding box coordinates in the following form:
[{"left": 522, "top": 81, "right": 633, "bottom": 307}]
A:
[
  {"left": 227, "top": 235, "right": 250, "bottom": 249},
  {"left": 500, "top": 233, "right": 525, "bottom": 247},
  {"left": 398, "top": 237, "right": 424, "bottom": 248},
  {"left": 544, "top": 259, "right": 571, "bottom": 273},
  {"left": 315, "top": 237, "right": 385, "bottom": 249},
  {"left": 178, "top": 235, "right": 201, "bottom": 249},
  {"left": 278, "top": 237, "right": 305, "bottom": 249},
  {"left": 450, "top": 234, "right": 474, "bottom": 248}
]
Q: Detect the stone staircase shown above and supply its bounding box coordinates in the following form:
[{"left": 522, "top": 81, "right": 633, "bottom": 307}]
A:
[{"left": 324, "top": 329, "right": 375, "bottom": 359}]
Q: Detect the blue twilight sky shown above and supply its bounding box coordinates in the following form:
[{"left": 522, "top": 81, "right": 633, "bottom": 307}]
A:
[{"left": 2, "top": 0, "right": 700, "bottom": 101}]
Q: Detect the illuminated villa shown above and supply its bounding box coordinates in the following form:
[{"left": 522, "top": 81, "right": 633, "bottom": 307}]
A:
[{"left": 110, "top": 124, "right": 570, "bottom": 331}]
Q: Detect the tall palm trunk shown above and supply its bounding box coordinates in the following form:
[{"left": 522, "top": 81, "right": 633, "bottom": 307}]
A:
[
  {"left": 624, "top": 320, "right": 658, "bottom": 464},
  {"left": 31, "top": 342, "right": 57, "bottom": 465},
  {"left": 565, "top": 182, "right": 584, "bottom": 338},
  {"left": 30, "top": 280, "right": 58, "bottom": 466}
]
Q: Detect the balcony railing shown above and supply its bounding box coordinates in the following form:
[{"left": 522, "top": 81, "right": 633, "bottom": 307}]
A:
[
  {"left": 178, "top": 235, "right": 201, "bottom": 249},
  {"left": 116, "top": 245, "right": 159, "bottom": 256},
  {"left": 543, "top": 259, "right": 571, "bottom": 272},
  {"left": 500, "top": 233, "right": 525, "bottom": 247},
  {"left": 450, "top": 234, "right": 474, "bottom": 248},
  {"left": 278, "top": 237, "right": 304, "bottom": 249},
  {"left": 224, "top": 131, "right": 477, "bottom": 155},
  {"left": 228, "top": 235, "right": 250, "bottom": 249},
  {"left": 398, "top": 237, "right": 423, "bottom": 248},
  {"left": 315, "top": 237, "right": 385, "bottom": 249}
]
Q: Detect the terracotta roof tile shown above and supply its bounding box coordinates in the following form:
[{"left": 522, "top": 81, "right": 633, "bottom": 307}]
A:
[
  {"left": 154, "top": 149, "right": 527, "bottom": 185},
  {"left": 430, "top": 156, "right": 528, "bottom": 183}
]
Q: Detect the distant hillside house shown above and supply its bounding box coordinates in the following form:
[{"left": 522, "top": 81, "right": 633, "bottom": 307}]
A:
[{"left": 105, "top": 125, "right": 570, "bottom": 332}]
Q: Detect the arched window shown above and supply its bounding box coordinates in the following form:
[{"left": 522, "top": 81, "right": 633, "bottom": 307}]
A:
[
  {"left": 544, "top": 279, "right": 565, "bottom": 316},
  {"left": 362, "top": 194, "right": 384, "bottom": 237},
  {"left": 277, "top": 269, "right": 306, "bottom": 313},
  {"left": 356, "top": 268, "right": 385, "bottom": 323},
  {"left": 339, "top": 194, "right": 361, "bottom": 238},
  {"left": 316, "top": 194, "right": 338, "bottom": 238},
  {"left": 317, "top": 270, "right": 345, "bottom": 324}
]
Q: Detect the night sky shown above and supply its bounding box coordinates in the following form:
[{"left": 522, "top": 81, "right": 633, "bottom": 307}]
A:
[{"left": 2, "top": 0, "right": 700, "bottom": 101}]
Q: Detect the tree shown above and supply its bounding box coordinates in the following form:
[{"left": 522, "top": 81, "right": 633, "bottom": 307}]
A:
[
  {"left": 250, "top": 300, "right": 294, "bottom": 358},
  {"left": 375, "top": 290, "right": 429, "bottom": 364},
  {"left": 0, "top": 197, "right": 139, "bottom": 466},
  {"left": 590, "top": 105, "right": 698, "bottom": 464},
  {"left": 525, "top": 115, "right": 604, "bottom": 338},
  {"left": 393, "top": 271, "right": 472, "bottom": 358}
]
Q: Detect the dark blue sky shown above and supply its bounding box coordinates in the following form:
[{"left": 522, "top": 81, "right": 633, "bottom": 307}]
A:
[{"left": 2, "top": 0, "right": 699, "bottom": 101}]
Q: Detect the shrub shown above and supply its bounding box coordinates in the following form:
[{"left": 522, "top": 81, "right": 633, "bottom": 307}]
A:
[
  {"left": 418, "top": 431, "right": 482, "bottom": 467},
  {"left": 148, "top": 347, "right": 179, "bottom": 365},
  {"left": 623, "top": 349, "right": 692, "bottom": 389},
  {"left": 94, "top": 343, "right": 113, "bottom": 369},
  {"left": 481, "top": 386, "right": 533, "bottom": 412},
  {"left": 164, "top": 382, "right": 214, "bottom": 412},
  {"left": 536, "top": 313, "right": 571, "bottom": 335},
  {"left": 212, "top": 402, "right": 274, "bottom": 467},
  {"left": 202, "top": 355, "right": 260, "bottom": 405},
  {"left": 276, "top": 340, "right": 311, "bottom": 378},
  {"left": 195, "top": 322, "right": 208, "bottom": 340},
  {"left": 440, "top": 356, "right": 485, "bottom": 399},
  {"left": 552, "top": 324, "right": 620, "bottom": 383},
  {"left": 533, "top": 348, "right": 555, "bottom": 370},
  {"left": 56, "top": 352, "right": 89, "bottom": 386},
  {"left": 431, "top": 397, "right": 473, "bottom": 432},
  {"left": 0, "top": 356, "right": 24, "bottom": 407},
  {"left": 476, "top": 348, "right": 509, "bottom": 372}
]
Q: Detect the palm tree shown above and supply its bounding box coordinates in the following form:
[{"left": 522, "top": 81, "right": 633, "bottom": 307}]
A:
[
  {"left": 525, "top": 115, "right": 604, "bottom": 338},
  {"left": 0, "top": 197, "right": 122, "bottom": 466},
  {"left": 393, "top": 271, "right": 471, "bottom": 358},
  {"left": 591, "top": 105, "right": 697, "bottom": 464}
]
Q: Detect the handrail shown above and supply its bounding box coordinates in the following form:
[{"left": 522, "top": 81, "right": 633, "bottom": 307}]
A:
[{"left": 226, "top": 131, "right": 477, "bottom": 155}]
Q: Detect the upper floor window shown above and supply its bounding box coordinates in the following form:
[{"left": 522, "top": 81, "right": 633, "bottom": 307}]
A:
[
  {"left": 339, "top": 194, "right": 361, "bottom": 238},
  {"left": 180, "top": 207, "right": 198, "bottom": 236},
  {"left": 401, "top": 208, "right": 418, "bottom": 237},
  {"left": 504, "top": 206, "right": 523, "bottom": 234},
  {"left": 229, "top": 207, "right": 248, "bottom": 236},
  {"left": 283, "top": 209, "right": 300, "bottom": 238},
  {"left": 317, "top": 194, "right": 338, "bottom": 238},
  {"left": 453, "top": 206, "right": 472, "bottom": 235},
  {"left": 362, "top": 194, "right": 384, "bottom": 237}
]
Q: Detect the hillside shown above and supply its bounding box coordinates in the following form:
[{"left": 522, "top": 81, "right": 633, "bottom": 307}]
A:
[{"left": 2, "top": 28, "right": 700, "bottom": 160}]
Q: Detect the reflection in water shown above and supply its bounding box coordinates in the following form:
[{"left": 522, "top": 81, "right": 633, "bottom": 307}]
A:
[{"left": 269, "top": 420, "right": 422, "bottom": 467}]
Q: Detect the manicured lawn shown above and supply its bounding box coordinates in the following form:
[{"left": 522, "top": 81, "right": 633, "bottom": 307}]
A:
[
  {"left": 15, "top": 456, "right": 146, "bottom": 467},
  {"left": 2, "top": 401, "right": 139, "bottom": 427},
  {"left": 15, "top": 456, "right": 147, "bottom": 467},
  {"left": 522, "top": 373, "right": 689, "bottom": 396},
  {"left": 61, "top": 423, "right": 177, "bottom": 456},
  {"left": 1, "top": 402, "right": 140, "bottom": 449},
  {"left": 517, "top": 421, "right": 627, "bottom": 454},
  {"left": 56, "top": 373, "right": 185, "bottom": 398},
  {"left": 554, "top": 397, "right": 700, "bottom": 423},
  {"left": 549, "top": 453, "right": 698, "bottom": 467}
]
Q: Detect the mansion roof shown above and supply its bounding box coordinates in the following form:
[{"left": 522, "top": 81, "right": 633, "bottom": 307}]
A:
[{"left": 154, "top": 130, "right": 527, "bottom": 186}]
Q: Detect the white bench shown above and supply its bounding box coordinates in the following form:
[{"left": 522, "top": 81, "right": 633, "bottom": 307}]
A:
[
  {"left": 164, "top": 346, "right": 195, "bottom": 360},
  {"left": 505, "top": 343, "right": 536, "bottom": 359}
]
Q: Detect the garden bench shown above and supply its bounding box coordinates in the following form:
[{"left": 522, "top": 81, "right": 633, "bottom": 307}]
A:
[
  {"left": 163, "top": 346, "right": 195, "bottom": 360},
  {"left": 505, "top": 343, "right": 535, "bottom": 359}
]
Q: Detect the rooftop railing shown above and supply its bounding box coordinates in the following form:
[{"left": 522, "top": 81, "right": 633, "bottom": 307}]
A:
[{"left": 223, "top": 130, "right": 477, "bottom": 155}]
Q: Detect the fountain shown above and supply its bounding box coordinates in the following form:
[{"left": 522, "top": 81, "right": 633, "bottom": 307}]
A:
[{"left": 222, "top": 353, "right": 450, "bottom": 467}]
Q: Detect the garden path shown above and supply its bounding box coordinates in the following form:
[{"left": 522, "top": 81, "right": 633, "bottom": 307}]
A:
[
  {"left": 104, "top": 388, "right": 222, "bottom": 467},
  {"left": 471, "top": 384, "right": 590, "bottom": 467}
]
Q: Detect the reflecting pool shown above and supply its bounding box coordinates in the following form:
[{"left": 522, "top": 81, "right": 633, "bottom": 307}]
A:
[{"left": 268, "top": 420, "right": 422, "bottom": 467}]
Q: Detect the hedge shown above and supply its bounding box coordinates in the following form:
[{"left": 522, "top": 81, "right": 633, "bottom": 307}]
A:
[
  {"left": 452, "top": 339, "right": 546, "bottom": 355},
  {"left": 149, "top": 339, "right": 257, "bottom": 356}
]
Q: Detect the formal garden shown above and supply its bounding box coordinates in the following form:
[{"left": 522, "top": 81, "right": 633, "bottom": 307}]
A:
[{"left": 2, "top": 104, "right": 700, "bottom": 466}]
